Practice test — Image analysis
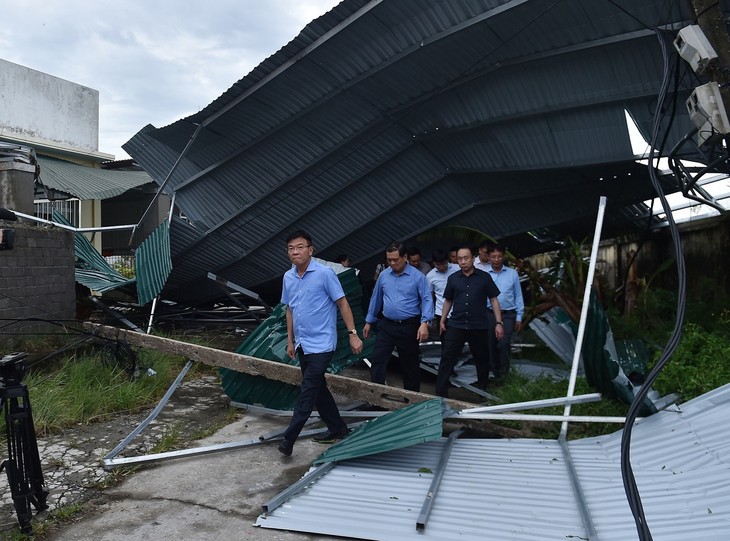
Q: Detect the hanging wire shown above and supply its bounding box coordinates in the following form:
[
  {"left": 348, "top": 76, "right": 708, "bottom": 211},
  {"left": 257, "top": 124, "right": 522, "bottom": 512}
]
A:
[
  {"left": 620, "top": 27, "right": 689, "bottom": 541},
  {"left": 99, "top": 340, "right": 140, "bottom": 379}
]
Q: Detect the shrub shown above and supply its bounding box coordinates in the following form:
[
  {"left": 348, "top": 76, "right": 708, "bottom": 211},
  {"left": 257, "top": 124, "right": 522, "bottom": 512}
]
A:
[{"left": 650, "top": 323, "right": 730, "bottom": 400}]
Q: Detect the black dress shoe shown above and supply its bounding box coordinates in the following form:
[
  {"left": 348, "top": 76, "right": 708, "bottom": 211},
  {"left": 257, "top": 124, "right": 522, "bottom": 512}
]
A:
[
  {"left": 312, "top": 427, "right": 350, "bottom": 444},
  {"left": 278, "top": 439, "right": 294, "bottom": 456}
]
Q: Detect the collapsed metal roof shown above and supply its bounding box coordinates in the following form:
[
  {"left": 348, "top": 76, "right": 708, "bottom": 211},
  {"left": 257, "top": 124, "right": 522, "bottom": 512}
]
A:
[
  {"left": 124, "top": 0, "right": 709, "bottom": 306},
  {"left": 256, "top": 382, "right": 730, "bottom": 540},
  {"left": 52, "top": 210, "right": 136, "bottom": 294}
]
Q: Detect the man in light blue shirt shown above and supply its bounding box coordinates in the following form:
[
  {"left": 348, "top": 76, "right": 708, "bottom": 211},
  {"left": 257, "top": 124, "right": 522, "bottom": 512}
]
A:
[
  {"left": 485, "top": 243, "right": 524, "bottom": 380},
  {"left": 426, "top": 248, "right": 459, "bottom": 340},
  {"left": 278, "top": 230, "right": 363, "bottom": 457},
  {"left": 474, "top": 239, "right": 492, "bottom": 272},
  {"left": 363, "top": 241, "right": 434, "bottom": 391}
]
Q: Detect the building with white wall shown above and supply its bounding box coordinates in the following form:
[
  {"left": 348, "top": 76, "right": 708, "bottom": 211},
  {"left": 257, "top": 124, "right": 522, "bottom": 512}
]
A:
[
  {"left": 0, "top": 58, "right": 161, "bottom": 255},
  {"left": 0, "top": 57, "right": 112, "bottom": 161}
]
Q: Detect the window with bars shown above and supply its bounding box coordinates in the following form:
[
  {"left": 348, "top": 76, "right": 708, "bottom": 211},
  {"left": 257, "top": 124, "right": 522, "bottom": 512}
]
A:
[{"left": 34, "top": 198, "right": 80, "bottom": 227}]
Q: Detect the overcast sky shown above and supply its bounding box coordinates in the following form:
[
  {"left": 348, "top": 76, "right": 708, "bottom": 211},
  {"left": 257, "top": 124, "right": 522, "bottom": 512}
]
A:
[{"left": 1, "top": 0, "right": 341, "bottom": 160}]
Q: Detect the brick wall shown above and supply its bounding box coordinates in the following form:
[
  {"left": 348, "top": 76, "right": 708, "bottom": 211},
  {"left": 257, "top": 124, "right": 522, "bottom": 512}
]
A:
[{"left": 0, "top": 221, "right": 75, "bottom": 346}]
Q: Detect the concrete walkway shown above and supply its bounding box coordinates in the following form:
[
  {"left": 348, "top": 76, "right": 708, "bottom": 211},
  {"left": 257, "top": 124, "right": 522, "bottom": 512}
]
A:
[{"left": 48, "top": 411, "right": 338, "bottom": 540}]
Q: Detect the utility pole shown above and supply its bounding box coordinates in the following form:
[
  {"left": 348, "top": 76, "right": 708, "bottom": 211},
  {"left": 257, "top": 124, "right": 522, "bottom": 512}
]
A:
[{"left": 691, "top": 0, "right": 730, "bottom": 108}]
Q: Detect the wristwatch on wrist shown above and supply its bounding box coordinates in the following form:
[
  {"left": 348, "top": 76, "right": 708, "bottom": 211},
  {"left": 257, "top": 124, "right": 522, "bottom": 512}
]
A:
[
  {"left": 348, "top": 329, "right": 358, "bottom": 335},
  {"left": 496, "top": 321, "right": 504, "bottom": 326}
]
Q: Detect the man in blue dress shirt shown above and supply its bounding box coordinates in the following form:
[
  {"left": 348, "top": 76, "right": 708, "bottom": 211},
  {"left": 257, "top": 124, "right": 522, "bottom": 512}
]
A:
[
  {"left": 278, "top": 230, "right": 363, "bottom": 456},
  {"left": 485, "top": 243, "right": 524, "bottom": 381},
  {"left": 363, "top": 242, "right": 434, "bottom": 392},
  {"left": 426, "top": 248, "right": 459, "bottom": 341},
  {"left": 436, "top": 246, "right": 503, "bottom": 397}
]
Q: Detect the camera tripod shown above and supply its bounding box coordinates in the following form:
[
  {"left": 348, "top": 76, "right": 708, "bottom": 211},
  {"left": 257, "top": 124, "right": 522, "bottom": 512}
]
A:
[{"left": 0, "top": 353, "right": 48, "bottom": 535}]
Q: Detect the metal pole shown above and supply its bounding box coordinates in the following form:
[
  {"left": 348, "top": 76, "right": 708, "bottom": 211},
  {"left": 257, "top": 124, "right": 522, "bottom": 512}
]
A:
[
  {"left": 416, "top": 429, "right": 464, "bottom": 531},
  {"left": 262, "top": 462, "right": 335, "bottom": 514},
  {"left": 459, "top": 393, "right": 602, "bottom": 414},
  {"left": 103, "top": 360, "right": 193, "bottom": 464},
  {"left": 448, "top": 412, "right": 631, "bottom": 423},
  {"left": 560, "top": 196, "right": 607, "bottom": 440},
  {"left": 8, "top": 210, "right": 135, "bottom": 232},
  {"left": 146, "top": 296, "right": 159, "bottom": 334},
  {"left": 559, "top": 436, "right": 598, "bottom": 540},
  {"left": 90, "top": 297, "right": 143, "bottom": 332}
]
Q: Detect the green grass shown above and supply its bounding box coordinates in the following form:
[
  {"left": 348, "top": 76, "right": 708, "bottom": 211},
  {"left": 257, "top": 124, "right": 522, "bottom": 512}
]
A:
[
  {"left": 25, "top": 348, "right": 189, "bottom": 435},
  {"left": 488, "top": 372, "right": 628, "bottom": 440},
  {"left": 607, "top": 288, "right": 730, "bottom": 402},
  {"left": 150, "top": 422, "right": 184, "bottom": 453},
  {"left": 0, "top": 501, "right": 86, "bottom": 540}
]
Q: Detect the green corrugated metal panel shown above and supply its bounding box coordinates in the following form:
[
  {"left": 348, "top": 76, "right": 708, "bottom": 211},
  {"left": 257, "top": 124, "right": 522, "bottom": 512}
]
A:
[
  {"left": 52, "top": 210, "right": 136, "bottom": 293},
  {"left": 221, "top": 304, "right": 301, "bottom": 410},
  {"left": 581, "top": 290, "right": 656, "bottom": 415},
  {"left": 222, "top": 373, "right": 302, "bottom": 411},
  {"left": 614, "top": 339, "right": 650, "bottom": 378},
  {"left": 235, "top": 304, "right": 291, "bottom": 362},
  {"left": 38, "top": 156, "right": 152, "bottom": 200},
  {"left": 220, "top": 267, "right": 375, "bottom": 410},
  {"left": 314, "top": 399, "right": 444, "bottom": 464},
  {"left": 135, "top": 220, "right": 172, "bottom": 306},
  {"left": 553, "top": 306, "right": 578, "bottom": 331},
  {"left": 581, "top": 290, "right": 619, "bottom": 395},
  {"left": 75, "top": 269, "right": 135, "bottom": 293}
]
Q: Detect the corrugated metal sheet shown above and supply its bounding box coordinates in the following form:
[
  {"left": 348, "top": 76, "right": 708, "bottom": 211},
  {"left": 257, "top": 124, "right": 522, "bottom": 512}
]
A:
[
  {"left": 52, "top": 210, "right": 136, "bottom": 293},
  {"left": 123, "top": 0, "right": 701, "bottom": 306},
  {"left": 0, "top": 142, "right": 36, "bottom": 165},
  {"left": 256, "top": 383, "right": 730, "bottom": 540},
  {"left": 37, "top": 156, "right": 152, "bottom": 200},
  {"left": 134, "top": 219, "right": 172, "bottom": 305},
  {"left": 74, "top": 269, "right": 135, "bottom": 294},
  {"left": 314, "top": 398, "right": 444, "bottom": 464}
]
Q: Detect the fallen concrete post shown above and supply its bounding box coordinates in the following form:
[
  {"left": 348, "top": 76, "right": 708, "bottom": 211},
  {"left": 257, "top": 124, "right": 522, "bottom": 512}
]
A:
[{"left": 84, "top": 322, "right": 537, "bottom": 439}]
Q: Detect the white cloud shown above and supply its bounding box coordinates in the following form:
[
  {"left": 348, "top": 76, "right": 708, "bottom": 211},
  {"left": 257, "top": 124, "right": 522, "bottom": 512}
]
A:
[{"left": 1, "top": 0, "right": 340, "bottom": 159}]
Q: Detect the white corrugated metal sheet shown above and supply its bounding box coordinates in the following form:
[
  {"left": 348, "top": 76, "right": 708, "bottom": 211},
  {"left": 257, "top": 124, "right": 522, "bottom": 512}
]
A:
[{"left": 256, "top": 383, "right": 730, "bottom": 540}]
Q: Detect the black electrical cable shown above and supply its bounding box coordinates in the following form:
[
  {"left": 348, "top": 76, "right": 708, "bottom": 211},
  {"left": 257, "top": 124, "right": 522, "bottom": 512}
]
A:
[
  {"left": 23, "top": 334, "right": 93, "bottom": 371},
  {"left": 618, "top": 38, "right": 687, "bottom": 302},
  {"left": 621, "top": 26, "right": 675, "bottom": 541},
  {"left": 99, "top": 340, "right": 140, "bottom": 378},
  {"left": 620, "top": 27, "right": 689, "bottom": 541}
]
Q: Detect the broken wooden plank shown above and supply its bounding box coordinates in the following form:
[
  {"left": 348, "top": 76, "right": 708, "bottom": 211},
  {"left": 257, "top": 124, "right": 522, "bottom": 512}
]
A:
[{"left": 84, "top": 322, "right": 529, "bottom": 438}]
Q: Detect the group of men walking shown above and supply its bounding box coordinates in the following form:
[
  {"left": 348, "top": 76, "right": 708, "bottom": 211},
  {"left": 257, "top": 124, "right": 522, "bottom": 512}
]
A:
[{"left": 277, "top": 230, "right": 523, "bottom": 456}]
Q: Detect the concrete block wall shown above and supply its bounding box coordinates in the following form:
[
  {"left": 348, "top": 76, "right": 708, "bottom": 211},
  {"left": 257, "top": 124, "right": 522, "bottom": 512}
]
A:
[
  {"left": 526, "top": 214, "right": 730, "bottom": 303},
  {"left": 0, "top": 221, "right": 75, "bottom": 346}
]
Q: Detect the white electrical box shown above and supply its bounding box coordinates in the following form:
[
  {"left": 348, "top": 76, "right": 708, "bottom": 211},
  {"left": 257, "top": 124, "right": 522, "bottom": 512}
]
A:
[
  {"left": 674, "top": 25, "right": 718, "bottom": 73},
  {"left": 686, "top": 82, "right": 730, "bottom": 145}
]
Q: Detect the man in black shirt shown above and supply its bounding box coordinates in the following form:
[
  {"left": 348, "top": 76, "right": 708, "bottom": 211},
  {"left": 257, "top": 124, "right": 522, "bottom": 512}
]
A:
[{"left": 436, "top": 246, "right": 503, "bottom": 397}]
